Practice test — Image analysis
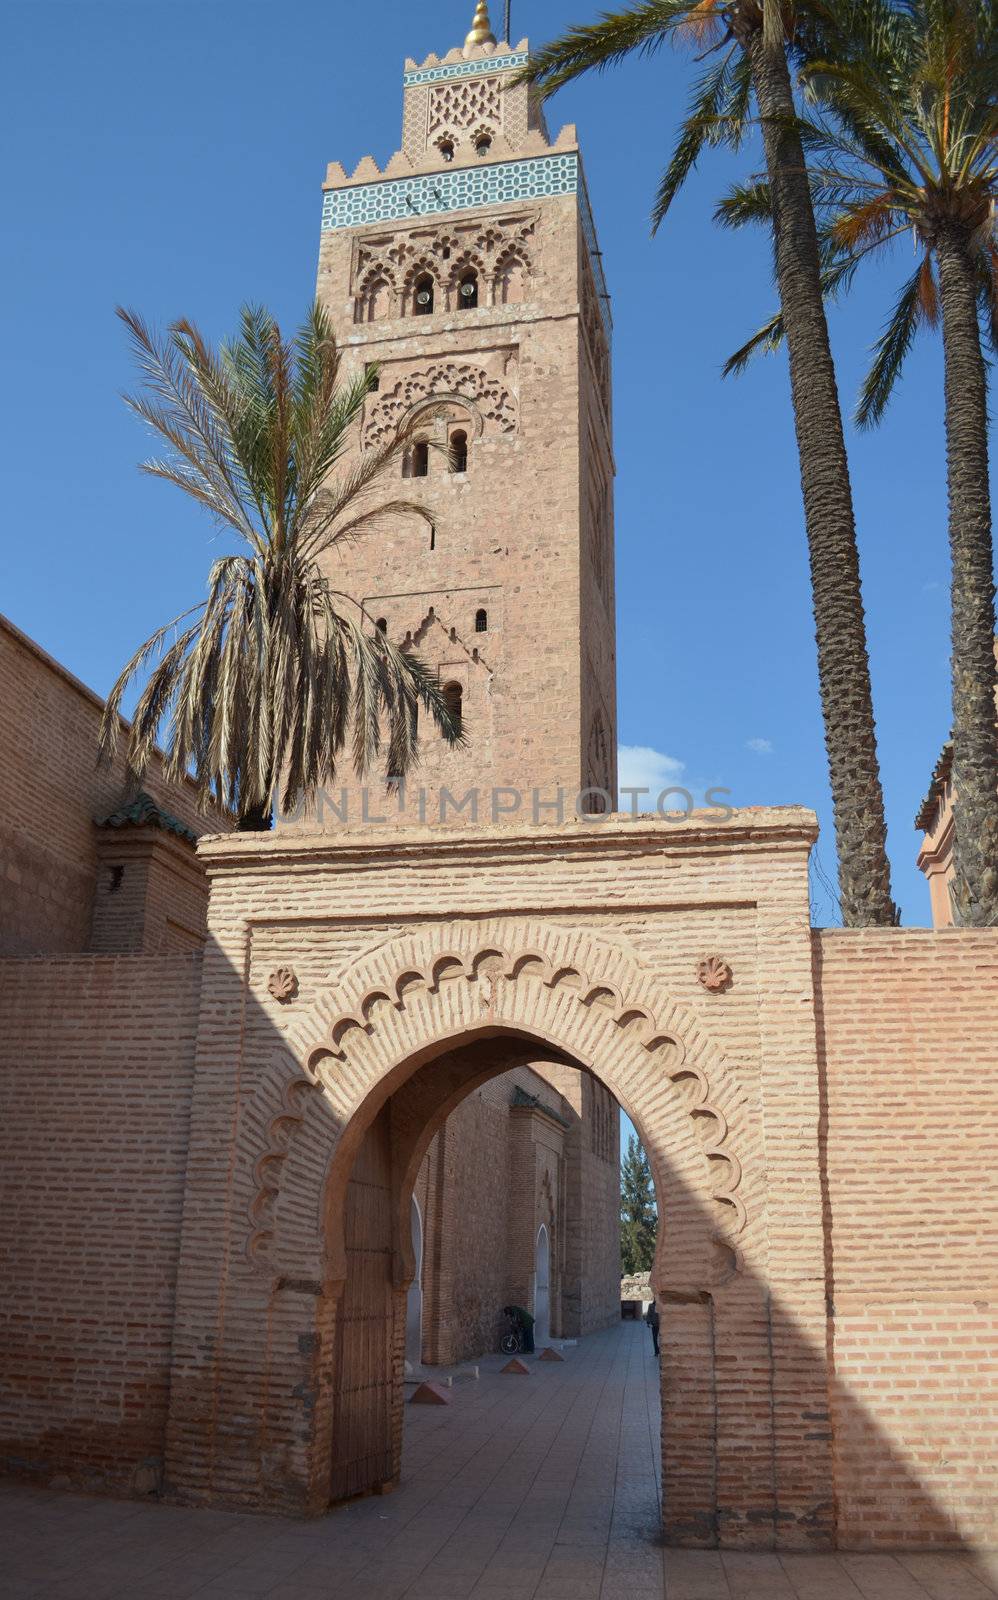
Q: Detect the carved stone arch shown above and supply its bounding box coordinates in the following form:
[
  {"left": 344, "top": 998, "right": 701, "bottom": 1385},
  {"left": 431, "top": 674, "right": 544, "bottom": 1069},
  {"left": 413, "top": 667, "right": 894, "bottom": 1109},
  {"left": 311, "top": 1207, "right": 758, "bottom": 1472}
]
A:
[
  {"left": 257, "top": 918, "right": 755, "bottom": 1298},
  {"left": 493, "top": 243, "right": 531, "bottom": 305},
  {"left": 400, "top": 392, "right": 486, "bottom": 443},
  {"left": 362, "top": 361, "right": 517, "bottom": 449},
  {"left": 446, "top": 249, "right": 487, "bottom": 310},
  {"left": 353, "top": 262, "right": 397, "bottom": 324},
  {"left": 401, "top": 256, "right": 442, "bottom": 316}
]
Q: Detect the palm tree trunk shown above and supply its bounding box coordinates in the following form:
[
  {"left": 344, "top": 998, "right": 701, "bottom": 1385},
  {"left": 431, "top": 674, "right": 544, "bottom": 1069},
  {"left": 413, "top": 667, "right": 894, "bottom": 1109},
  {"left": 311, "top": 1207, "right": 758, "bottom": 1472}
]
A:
[
  {"left": 934, "top": 228, "right": 998, "bottom": 927},
  {"left": 744, "top": 25, "right": 898, "bottom": 927}
]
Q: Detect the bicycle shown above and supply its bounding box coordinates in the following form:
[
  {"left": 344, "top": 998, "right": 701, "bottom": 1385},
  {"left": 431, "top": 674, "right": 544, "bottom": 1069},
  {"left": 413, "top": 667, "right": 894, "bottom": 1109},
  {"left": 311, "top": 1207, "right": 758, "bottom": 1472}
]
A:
[{"left": 499, "top": 1312, "right": 524, "bottom": 1355}]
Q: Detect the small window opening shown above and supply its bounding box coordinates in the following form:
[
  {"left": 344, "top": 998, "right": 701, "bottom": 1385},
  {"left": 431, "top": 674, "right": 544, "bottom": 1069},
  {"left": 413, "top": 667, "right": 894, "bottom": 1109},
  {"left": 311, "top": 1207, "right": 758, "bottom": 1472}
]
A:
[
  {"left": 442, "top": 680, "right": 463, "bottom": 729},
  {"left": 414, "top": 274, "right": 434, "bottom": 315},
  {"left": 475, "top": 608, "right": 488, "bottom": 633},
  {"left": 442, "top": 246, "right": 451, "bottom": 260},
  {"left": 449, "top": 429, "right": 468, "bottom": 473},
  {"left": 375, "top": 617, "right": 388, "bottom": 635},
  {"left": 109, "top": 864, "right": 124, "bottom": 893},
  {"left": 475, "top": 135, "right": 492, "bottom": 157},
  {"left": 409, "top": 440, "right": 429, "bottom": 478},
  {"left": 439, "top": 140, "right": 455, "bottom": 162},
  {"left": 458, "top": 271, "right": 479, "bottom": 310},
  {"left": 429, "top": 524, "right": 436, "bottom": 551},
  {"left": 365, "top": 363, "right": 380, "bottom": 392}
]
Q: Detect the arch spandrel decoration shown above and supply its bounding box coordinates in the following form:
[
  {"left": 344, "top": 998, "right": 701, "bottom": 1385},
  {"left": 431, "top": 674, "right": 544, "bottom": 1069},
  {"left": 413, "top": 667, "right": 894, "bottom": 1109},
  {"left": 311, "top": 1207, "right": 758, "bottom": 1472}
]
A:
[
  {"left": 362, "top": 361, "right": 516, "bottom": 448},
  {"left": 251, "top": 919, "right": 756, "bottom": 1294}
]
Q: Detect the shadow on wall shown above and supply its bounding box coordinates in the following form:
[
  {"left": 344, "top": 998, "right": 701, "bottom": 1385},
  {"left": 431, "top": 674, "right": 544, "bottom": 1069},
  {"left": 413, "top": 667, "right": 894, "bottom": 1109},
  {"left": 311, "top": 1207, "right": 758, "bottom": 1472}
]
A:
[{"left": 0, "top": 930, "right": 993, "bottom": 1553}]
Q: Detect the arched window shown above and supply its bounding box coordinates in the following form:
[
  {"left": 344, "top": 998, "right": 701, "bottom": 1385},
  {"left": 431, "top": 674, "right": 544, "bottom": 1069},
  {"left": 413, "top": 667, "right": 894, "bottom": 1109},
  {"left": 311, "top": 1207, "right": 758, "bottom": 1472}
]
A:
[
  {"left": 475, "top": 607, "right": 488, "bottom": 633},
  {"left": 438, "top": 139, "right": 455, "bottom": 163},
  {"left": 442, "top": 680, "right": 463, "bottom": 730},
  {"left": 457, "top": 271, "right": 479, "bottom": 310},
  {"left": 405, "top": 439, "right": 429, "bottom": 478},
  {"left": 375, "top": 617, "right": 388, "bottom": 635},
  {"left": 366, "top": 277, "right": 391, "bottom": 322},
  {"left": 497, "top": 256, "right": 527, "bottom": 306},
  {"left": 475, "top": 134, "right": 492, "bottom": 157},
  {"left": 413, "top": 274, "right": 434, "bottom": 315},
  {"left": 449, "top": 429, "right": 468, "bottom": 474}
]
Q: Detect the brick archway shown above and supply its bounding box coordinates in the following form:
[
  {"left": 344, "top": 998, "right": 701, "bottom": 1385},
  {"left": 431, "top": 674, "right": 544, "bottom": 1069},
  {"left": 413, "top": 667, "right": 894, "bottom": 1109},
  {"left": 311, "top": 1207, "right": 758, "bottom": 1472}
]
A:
[
  {"left": 260, "top": 919, "right": 754, "bottom": 1300},
  {"left": 173, "top": 918, "right": 773, "bottom": 1543}
]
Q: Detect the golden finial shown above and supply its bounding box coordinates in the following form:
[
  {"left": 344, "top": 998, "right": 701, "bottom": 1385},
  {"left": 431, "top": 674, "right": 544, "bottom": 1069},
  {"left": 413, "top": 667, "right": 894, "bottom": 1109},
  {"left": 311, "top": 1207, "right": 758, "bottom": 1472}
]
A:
[{"left": 465, "top": 1, "right": 496, "bottom": 48}]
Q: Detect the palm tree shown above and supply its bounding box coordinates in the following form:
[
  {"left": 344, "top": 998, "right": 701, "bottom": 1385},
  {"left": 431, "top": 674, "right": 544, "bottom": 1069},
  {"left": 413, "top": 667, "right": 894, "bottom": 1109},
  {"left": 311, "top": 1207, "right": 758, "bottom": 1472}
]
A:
[
  {"left": 725, "top": 0, "right": 998, "bottom": 925},
  {"left": 100, "top": 305, "right": 462, "bottom": 830},
  {"left": 521, "top": 1, "right": 899, "bottom": 926}
]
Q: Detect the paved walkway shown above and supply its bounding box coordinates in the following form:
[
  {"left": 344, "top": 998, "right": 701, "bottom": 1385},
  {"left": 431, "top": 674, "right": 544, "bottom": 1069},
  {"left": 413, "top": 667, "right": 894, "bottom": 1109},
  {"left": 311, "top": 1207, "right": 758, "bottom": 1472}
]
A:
[{"left": 2, "top": 1322, "right": 995, "bottom": 1599}]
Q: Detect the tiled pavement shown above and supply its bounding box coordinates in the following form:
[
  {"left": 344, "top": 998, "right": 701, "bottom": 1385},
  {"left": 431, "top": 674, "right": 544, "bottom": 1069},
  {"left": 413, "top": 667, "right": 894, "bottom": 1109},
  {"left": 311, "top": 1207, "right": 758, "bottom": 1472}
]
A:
[{"left": 1, "top": 1322, "right": 995, "bottom": 1599}]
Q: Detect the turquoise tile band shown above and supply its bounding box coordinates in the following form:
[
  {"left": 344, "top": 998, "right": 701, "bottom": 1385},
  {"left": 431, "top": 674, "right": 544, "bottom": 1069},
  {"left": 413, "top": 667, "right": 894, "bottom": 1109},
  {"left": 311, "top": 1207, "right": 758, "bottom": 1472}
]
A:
[{"left": 402, "top": 52, "right": 529, "bottom": 87}]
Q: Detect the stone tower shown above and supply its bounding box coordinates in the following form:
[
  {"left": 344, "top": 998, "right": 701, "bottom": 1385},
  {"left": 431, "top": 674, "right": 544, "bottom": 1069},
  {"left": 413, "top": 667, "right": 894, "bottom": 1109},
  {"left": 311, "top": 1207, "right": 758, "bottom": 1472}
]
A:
[{"left": 311, "top": 4, "right": 615, "bottom": 826}]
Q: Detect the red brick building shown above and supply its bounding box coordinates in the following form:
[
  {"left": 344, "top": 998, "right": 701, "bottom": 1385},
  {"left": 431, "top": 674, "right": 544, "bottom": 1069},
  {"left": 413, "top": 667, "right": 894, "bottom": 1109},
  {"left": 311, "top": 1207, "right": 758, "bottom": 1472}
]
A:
[{"left": 1, "top": 6, "right": 996, "bottom": 1555}]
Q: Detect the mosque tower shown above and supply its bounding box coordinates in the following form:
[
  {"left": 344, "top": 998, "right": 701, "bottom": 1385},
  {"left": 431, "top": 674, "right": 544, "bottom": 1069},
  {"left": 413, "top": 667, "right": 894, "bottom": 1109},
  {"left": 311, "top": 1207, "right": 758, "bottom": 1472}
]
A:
[{"left": 311, "top": 2, "right": 615, "bottom": 825}]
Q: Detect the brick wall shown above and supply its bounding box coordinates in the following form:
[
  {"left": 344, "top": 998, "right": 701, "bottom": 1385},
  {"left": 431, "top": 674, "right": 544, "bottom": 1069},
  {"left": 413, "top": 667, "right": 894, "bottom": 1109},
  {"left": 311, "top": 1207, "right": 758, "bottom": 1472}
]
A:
[
  {"left": 814, "top": 928, "right": 998, "bottom": 1550},
  {"left": 0, "top": 614, "right": 222, "bottom": 956},
  {"left": 414, "top": 1062, "right": 619, "bottom": 1365},
  {"left": 0, "top": 954, "right": 202, "bottom": 1494}
]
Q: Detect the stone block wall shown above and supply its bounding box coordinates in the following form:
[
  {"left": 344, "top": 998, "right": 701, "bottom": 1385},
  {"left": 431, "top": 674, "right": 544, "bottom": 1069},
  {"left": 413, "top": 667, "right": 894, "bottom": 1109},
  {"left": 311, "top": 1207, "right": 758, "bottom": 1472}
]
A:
[
  {"left": 815, "top": 928, "right": 998, "bottom": 1550},
  {"left": 0, "top": 954, "right": 202, "bottom": 1494}
]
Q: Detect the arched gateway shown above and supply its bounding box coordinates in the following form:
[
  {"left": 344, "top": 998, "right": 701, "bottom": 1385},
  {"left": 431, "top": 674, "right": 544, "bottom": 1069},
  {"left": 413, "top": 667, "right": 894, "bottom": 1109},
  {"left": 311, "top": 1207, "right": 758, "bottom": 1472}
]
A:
[{"left": 163, "top": 811, "right": 835, "bottom": 1550}]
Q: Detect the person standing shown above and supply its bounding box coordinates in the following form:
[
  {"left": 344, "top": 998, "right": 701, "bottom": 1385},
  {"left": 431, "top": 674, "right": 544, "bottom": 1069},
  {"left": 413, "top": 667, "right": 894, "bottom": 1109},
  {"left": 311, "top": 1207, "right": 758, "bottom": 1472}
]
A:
[{"left": 645, "top": 1297, "right": 659, "bottom": 1357}]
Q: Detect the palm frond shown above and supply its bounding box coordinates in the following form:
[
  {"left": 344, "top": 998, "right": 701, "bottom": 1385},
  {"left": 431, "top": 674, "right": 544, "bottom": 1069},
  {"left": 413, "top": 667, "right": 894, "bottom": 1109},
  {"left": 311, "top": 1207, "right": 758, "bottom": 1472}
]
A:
[
  {"left": 650, "top": 45, "right": 743, "bottom": 232},
  {"left": 108, "top": 304, "right": 464, "bottom": 822},
  {"left": 515, "top": 0, "right": 708, "bottom": 100},
  {"left": 856, "top": 256, "right": 930, "bottom": 427}
]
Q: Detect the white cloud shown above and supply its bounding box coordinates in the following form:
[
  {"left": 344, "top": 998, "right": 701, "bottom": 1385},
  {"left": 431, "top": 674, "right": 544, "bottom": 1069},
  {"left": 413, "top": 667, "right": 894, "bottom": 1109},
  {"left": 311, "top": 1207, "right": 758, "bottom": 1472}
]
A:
[
  {"left": 617, "top": 745, "right": 686, "bottom": 807},
  {"left": 746, "top": 737, "right": 774, "bottom": 755}
]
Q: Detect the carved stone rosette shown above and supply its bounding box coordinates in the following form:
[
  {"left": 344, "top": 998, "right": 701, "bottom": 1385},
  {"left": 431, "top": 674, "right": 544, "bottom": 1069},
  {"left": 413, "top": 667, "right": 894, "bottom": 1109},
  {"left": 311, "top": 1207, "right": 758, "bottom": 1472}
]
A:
[
  {"left": 268, "top": 966, "right": 299, "bottom": 1004},
  {"left": 696, "top": 955, "right": 732, "bottom": 994}
]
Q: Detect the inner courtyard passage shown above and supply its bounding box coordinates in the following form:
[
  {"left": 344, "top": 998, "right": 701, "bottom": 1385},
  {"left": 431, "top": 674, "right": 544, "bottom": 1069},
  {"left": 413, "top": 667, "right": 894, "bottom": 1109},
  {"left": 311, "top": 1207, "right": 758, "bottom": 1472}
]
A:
[{"left": 2, "top": 1323, "right": 995, "bottom": 1600}]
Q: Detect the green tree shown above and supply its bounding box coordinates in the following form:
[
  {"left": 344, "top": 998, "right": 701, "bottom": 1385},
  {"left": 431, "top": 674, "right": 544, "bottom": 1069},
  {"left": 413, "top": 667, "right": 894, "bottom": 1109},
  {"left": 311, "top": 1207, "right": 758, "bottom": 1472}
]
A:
[
  {"left": 522, "top": 1, "right": 898, "bottom": 927},
  {"left": 620, "top": 1134, "right": 658, "bottom": 1273},
  {"left": 792, "top": 0, "right": 997, "bottom": 925},
  {"left": 100, "top": 304, "right": 462, "bottom": 829}
]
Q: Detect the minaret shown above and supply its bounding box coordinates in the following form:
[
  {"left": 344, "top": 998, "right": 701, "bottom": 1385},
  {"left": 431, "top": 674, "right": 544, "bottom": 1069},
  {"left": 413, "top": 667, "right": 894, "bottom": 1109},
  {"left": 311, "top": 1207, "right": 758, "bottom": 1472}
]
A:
[{"left": 309, "top": 6, "right": 615, "bottom": 827}]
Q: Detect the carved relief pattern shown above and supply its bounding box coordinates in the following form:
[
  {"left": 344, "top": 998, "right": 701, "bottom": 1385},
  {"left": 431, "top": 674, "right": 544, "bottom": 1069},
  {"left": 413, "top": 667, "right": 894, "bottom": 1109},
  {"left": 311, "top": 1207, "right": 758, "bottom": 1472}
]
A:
[
  {"left": 363, "top": 362, "right": 517, "bottom": 448},
  {"left": 402, "top": 85, "right": 429, "bottom": 162},
  {"left": 246, "top": 1074, "right": 317, "bottom": 1262},
  {"left": 244, "top": 929, "right": 747, "bottom": 1268},
  {"left": 697, "top": 956, "right": 733, "bottom": 994},
  {"left": 428, "top": 76, "right": 501, "bottom": 135},
  {"left": 352, "top": 215, "right": 535, "bottom": 321},
  {"left": 268, "top": 966, "right": 299, "bottom": 1003}
]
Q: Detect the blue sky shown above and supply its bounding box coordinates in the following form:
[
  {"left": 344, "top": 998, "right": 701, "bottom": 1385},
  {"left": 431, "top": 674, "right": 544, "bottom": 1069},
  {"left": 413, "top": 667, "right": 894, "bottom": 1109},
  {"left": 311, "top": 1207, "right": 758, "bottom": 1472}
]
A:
[{"left": 3, "top": 0, "right": 985, "bottom": 941}]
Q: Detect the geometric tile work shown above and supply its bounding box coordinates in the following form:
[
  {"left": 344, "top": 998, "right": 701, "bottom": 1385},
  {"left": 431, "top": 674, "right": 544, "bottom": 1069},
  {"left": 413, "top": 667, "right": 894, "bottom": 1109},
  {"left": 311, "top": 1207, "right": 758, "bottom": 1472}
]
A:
[
  {"left": 403, "top": 51, "right": 529, "bottom": 87},
  {"left": 321, "top": 153, "right": 579, "bottom": 230}
]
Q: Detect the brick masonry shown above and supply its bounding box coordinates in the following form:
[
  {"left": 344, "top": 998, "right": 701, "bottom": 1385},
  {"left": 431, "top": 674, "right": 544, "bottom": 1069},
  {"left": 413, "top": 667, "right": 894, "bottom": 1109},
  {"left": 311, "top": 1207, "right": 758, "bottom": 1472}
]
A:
[
  {"left": 0, "top": 614, "right": 222, "bottom": 957},
  {"left": 815, "top": 929, "right": 998, "bottom": 1550}
]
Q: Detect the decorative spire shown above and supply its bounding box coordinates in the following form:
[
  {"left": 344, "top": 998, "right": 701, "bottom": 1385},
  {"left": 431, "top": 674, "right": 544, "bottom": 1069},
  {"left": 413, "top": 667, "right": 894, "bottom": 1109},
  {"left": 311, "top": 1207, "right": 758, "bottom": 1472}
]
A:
[{"left": 465, "top": 1, "right": 496, "bottom": 48}]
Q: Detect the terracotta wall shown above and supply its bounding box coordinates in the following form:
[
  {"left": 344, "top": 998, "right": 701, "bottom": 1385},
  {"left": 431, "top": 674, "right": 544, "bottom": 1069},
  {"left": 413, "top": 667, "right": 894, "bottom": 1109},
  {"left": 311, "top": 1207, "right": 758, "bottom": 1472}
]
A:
[
  {"left": 414, "top": 1063, "right": 619, "bottom": 1365},
  {"left": 814, "top": 928, "right": 998, "bottom": 1550},
  {"left": 0, "top": 954, "right": 203, "bottom": 1494},
  {"left": 0, "top": 615, "right": 220, "bottom": 956}
]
